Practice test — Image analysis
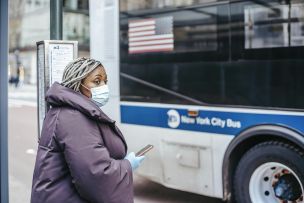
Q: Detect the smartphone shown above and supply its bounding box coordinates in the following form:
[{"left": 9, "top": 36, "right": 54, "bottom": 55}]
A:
[{"left": 135, "top": 144, "right": 154, "bottom": 157}]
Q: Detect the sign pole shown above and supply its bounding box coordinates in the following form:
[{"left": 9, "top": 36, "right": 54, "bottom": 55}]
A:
[
  {"left": 50, "top": 0, "right": 63, "bottom": 40},
  {"left": 0, "top": 0, "right": 9, "bottom": 202}
]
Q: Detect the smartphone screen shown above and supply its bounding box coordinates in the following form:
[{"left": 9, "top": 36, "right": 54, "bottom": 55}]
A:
[{"left": 135, "top": 144, "right": 154, "bottom": 156}]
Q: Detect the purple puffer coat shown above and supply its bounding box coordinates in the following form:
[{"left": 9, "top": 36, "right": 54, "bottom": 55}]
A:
[{"left": 31, "top": 82, "right": 133, "bottom": 203}]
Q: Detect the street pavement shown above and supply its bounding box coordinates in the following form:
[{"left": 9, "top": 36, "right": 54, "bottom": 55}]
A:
[
  {"left": 8, "top": 84, "right": 223, "bottom": 203},
  {"left": 8, "top": 84, "right": 37, "bottom": 108}
]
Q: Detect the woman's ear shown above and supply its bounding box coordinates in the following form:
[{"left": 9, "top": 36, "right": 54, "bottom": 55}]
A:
[{"left": 79, "top": 83, "right": 91, "bottom": 98}]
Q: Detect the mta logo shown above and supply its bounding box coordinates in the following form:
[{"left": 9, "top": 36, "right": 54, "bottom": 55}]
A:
[{"left": 167, "top": 109, "right": 180, "bottom": 128}]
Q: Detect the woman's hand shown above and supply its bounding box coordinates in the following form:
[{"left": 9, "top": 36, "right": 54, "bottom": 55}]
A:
[{"left": 124, "top": 152, "right": 145, "bottom": 171}]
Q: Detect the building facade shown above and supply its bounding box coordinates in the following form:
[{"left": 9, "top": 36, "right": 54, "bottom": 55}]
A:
[{"left": 9, "top": 0, "right": 90, "bottom": 84}]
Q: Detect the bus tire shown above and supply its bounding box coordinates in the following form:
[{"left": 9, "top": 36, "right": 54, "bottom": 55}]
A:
[{"left": 233, "top": 141, "right": 304, "bottom": 203}]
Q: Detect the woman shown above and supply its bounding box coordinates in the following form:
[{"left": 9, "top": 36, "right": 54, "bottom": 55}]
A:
[{"left": 31, "top": 57, "right": 144, "bottom": 203}]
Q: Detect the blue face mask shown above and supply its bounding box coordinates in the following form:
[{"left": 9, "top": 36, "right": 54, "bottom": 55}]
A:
[{"left": 81, "top": 84, "right": 109, "bottom": 107}]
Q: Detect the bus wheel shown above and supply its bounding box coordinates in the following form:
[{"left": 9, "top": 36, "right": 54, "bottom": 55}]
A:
[{"left": 233, "top": 141, "right": 304, "bottom": 203}]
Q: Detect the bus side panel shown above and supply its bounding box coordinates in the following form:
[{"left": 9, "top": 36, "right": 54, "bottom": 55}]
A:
[
  {"left": 120, "top": 123, "right": 217, "bottom": 197},
  {"left": 212, "top": 134, "right": 234, "bottom": 198}
]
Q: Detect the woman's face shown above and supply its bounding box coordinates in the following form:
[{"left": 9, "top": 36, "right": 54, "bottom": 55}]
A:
[{"left": 80, "top": 66, "right": 107, "bottom": 98}]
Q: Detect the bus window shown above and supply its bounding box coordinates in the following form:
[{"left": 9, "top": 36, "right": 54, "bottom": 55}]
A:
[
  {"left": 120, "top": 1, "right": 229, "bottom": 105},
  {"left": 120, "top": 0, "right": 304, "bottom": 110},
  {"left": 231, "top": 0, "right": 304, "bottom": 60},
  {"left": 229, "top": 0, "right": 304, "bottom": 109}
]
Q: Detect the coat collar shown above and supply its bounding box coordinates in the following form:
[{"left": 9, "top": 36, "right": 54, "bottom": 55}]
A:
[{"left": 46, "top": 82, "right": 115, "bottom": 124}]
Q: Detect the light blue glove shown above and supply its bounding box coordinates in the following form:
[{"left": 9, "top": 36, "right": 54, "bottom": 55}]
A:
[{"left": 124, "top": 152, "right": 145, "bottom": 171}]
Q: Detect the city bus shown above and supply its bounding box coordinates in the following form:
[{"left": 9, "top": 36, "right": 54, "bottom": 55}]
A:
[{"left": 89, "top": 0, "right": 304, "bottom": 202}]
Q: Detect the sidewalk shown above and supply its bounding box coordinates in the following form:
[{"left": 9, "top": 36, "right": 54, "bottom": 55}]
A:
[{"left": 8, "top": 83, "right": 37, "bottom": 107}]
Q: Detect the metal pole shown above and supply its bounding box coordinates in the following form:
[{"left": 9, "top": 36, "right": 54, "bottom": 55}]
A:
[
  {"left": 0, "top": 0, "right": 9, "bottom": 202},
  {"left": 50, "top": 0, "right": 63, "bottom": 40}
]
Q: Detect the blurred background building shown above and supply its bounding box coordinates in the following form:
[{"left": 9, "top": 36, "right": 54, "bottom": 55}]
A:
[
  {"left": 120, "top": 0, "right": 215, "bottom": 10},
  {"left": 9, "top": 0, "right": 90, "bottom": 85}
]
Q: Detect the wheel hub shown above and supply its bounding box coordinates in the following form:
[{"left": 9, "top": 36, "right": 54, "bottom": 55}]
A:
[
  {"left": 273, "top": 174, "right": 302, "bottom": 201},
  {"left": 249, "top": 162, "right": 303, "bottom": 203}
]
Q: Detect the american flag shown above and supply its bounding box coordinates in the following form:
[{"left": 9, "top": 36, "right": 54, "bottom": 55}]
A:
[{"left": 128, "top": 16, "right": 174, "bottom": 54}]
